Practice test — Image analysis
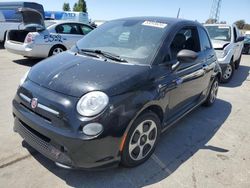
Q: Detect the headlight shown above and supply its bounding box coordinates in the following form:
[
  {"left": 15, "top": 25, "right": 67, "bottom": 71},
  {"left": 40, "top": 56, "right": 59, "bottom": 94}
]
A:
[
  {"left": 76, "top": 91, "right": 109, "bottom": 117},
  {"left": 20, "top": 69, "right": 30, "bottom": 86},
  {"left": 216, "top": 49, "right": 229, "bottom": 59}
]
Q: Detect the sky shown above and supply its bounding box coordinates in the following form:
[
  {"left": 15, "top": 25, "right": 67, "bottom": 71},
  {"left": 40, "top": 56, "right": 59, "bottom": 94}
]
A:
[{"left": 7, "top": 0, "right": 250, "bottom": 24}]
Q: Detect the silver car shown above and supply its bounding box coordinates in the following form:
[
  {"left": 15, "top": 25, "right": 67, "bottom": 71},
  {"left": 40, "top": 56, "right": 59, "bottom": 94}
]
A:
[{"left": 5, "top": 8, "right": 93, "bottom": 58}]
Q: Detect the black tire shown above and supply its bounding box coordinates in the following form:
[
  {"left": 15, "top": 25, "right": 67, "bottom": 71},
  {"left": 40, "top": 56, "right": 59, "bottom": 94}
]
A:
[
  {"left": 203, "top": 77, "right": 219, "bottom": 107},
  {"left": 235, "top": 54, "right": 242, "bottom": 69},
  {"left": 48, "top": 45, "right": 66, "bottom": 57},
  {"left": 121, "top": 111, "right": 161, "bottom": 167},
  {"left": 221, "top": 60, "right": 235, "bottom": 83}
]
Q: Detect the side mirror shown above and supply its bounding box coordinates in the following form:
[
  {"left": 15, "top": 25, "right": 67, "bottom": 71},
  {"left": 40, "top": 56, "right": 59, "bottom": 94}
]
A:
[
  {"left": 177, "top": 49, "right": 198, "bottom": 63},
  {"left": 236, "top": 36, "right": 244, "bottom": 42}
]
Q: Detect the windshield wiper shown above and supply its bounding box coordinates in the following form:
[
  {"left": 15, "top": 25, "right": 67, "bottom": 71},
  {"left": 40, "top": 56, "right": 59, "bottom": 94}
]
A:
[
  {"left": 80, "top": 49, "right": 128, "bottom": 63},
  {"left": 74, "top": 44, "right": 100, "bottom": 58}
]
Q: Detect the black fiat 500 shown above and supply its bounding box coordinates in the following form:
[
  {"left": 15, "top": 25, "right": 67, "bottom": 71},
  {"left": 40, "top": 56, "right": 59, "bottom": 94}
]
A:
[{"left": 13, "top": 17, "right": 221, "bottom": 169}]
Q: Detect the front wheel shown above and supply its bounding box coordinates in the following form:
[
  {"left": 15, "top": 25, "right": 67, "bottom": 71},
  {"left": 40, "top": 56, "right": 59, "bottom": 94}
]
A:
[
  {"left": 221, "top": 61, "right": 234, "bottom": 83},
  {"left": 121, "top": 111, "right": 161, "bottom": 167},
  {"left": 203, "top": 77, "right": 219, "bottom": 106}
]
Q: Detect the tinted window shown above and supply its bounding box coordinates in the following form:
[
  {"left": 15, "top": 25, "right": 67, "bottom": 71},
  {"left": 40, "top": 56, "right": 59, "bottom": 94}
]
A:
[
  {"left": 170, "top": 27, "right": 200, "bottom": 59},
  {"left": 80, "top": 25, "right": 92, "bottom": 35},
  {"left": 199, "top": 28, "right": 212, "bottom": 51},
  {"left": 56, "top": 24, "right": 81, "bottom": 35},
  {"left": 0, "top": 9, "right": 22, "bottom": 22},
  {"left": 233, "top": 27, "right": 237, "bottom": 42}
]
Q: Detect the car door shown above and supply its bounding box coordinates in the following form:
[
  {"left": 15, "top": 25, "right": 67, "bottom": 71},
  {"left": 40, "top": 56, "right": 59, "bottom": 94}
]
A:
[
  {"left": 55, "top": 23, "right": 84, "bottom": 48},
  {"left": 166, "top": 26, "right": 209, "bottom": 119},
  {"left": 233, "top": 26, "right": 243, "bottom": 60},
  {"left": 198, "top": 26, "right": 217, "bottom": 89}
]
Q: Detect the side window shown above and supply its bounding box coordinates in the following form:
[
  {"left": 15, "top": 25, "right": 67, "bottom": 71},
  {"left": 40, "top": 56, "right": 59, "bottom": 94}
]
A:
[
  {"left": 198, "top": 28, "right": 212, "bottom": 51},
  {"left": 55, "top": 24, "right": 81, "bottom": 35},
  {"left": 170, "top": 27, "right": 201, "bottom": 60},
  {"left": 80, "top": 25, "right": 93, "bottom": 35}
]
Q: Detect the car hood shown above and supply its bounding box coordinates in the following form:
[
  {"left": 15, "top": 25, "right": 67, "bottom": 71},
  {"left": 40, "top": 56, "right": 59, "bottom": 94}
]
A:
[
  {"left": 18, "top": 7, "right": 45, "bottom": 28},
  {"left": 28, "top": 52, "right": 150, "bottom": 97},
  {"left": 211, "top": 39, "right": 230, "bottom": 49}
]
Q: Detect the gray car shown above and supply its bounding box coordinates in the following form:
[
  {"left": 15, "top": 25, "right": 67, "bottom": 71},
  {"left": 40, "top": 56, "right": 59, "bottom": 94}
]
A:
[{"left": 5, "top": 8, "right": 93, "bottom": 58}]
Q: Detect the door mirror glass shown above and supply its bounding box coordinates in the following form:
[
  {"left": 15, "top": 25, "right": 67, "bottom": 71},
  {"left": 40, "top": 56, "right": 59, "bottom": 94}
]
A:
[{"left": 177, "top": 49, "right": 198, "bottom": 63}]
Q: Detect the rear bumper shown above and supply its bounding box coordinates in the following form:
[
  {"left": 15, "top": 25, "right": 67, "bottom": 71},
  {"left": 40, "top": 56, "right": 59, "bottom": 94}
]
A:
[{"left": 5, "top": 41, "right": 49, "bottom": 58}]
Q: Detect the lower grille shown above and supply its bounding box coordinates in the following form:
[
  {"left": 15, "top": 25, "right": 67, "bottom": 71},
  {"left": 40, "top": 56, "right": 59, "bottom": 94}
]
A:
[{"left": 14, "top": 118, "right": 72, "bottom": 166}]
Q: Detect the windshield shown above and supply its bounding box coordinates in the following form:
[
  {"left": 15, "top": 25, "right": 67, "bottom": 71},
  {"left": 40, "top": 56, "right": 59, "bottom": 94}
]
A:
[
  {"left": 205, "top": 26, "right": 231, "bottom": 42},
  {"left": 75, "top": 19, "right": 168, "bottom": 65}
]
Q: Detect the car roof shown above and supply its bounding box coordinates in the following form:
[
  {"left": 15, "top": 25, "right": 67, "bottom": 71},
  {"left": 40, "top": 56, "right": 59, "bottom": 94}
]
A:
[{"left": 112, "top": 16, "right": 203, "bottom": 27}]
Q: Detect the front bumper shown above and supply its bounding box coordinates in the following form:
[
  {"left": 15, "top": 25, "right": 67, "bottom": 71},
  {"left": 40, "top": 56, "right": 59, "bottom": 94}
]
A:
[
  {"left": 5, "top": 41, "right": 50, "bottom": 58},
  {"left": 12, "top": 80, "right": 130, "bottom": 169}
]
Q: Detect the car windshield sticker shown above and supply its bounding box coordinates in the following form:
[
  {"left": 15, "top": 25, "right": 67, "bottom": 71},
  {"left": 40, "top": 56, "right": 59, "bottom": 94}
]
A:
[{"left": 142, "top": 21, "right": 167, "bottom": 28}]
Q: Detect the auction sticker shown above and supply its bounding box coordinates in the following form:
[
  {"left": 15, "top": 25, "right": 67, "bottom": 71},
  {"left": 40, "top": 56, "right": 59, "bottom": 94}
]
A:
[{"left": 142, "top": 21, "right": 167, "bottom": 28}]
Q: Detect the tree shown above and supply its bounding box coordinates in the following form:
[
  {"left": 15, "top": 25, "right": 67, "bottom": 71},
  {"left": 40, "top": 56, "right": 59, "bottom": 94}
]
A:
[
  {"left": 63, "top": 3, "right": 71, "bottom": 11},
  {"left": 205, "top": 18, "right": 217, "bottom": 24},
  {"left": 234, "top": 20, "right": 245, "bottom": 30},
  {"left": 73, "top": 0, "right": 87, "bottom": 12}
]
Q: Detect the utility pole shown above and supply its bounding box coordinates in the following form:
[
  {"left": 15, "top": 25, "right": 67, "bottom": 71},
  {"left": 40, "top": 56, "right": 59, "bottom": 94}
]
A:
[
  {"left": 209, "top": 0, "right": 222, "bottom": 23},
  {"left": 177, "top": 8, "right": 181, "bottom": 18}
]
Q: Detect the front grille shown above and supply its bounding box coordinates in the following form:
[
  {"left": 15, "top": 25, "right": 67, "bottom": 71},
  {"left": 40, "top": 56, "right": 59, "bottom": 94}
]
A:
[
  {"left": 14, "top": 118, "right": 72, "bottom": 165},
  {"left": 20, "top": 103, "right": 52, "bottom": 123}
]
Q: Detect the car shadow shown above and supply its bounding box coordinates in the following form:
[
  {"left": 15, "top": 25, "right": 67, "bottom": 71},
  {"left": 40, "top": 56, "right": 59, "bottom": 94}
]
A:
[
  {"left": 12, "top": 58, "right": 43, "bottom": 67},
  {"left": 23, "top": 99, "right": 231, "bottom": 188},
  {"left": 220, "top": 65, "right": 250, "bottom": 88}
]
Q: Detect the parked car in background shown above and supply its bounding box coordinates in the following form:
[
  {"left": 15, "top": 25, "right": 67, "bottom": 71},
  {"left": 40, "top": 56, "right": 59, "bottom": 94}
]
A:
[
  {"left": 5, "top": 8, "right": 93, "bottom": 58},
  {"left": 242, "top": 37, "right": 250, "bottom": 54},
  {"left": 0, "top": 1, "right": 44, "bottom": 44},
  {"left": 205, "top": 24, "right": 244, "bottom": 83},
  {"left": 13, "top": 17, "right": 221, "bottom": 169}
]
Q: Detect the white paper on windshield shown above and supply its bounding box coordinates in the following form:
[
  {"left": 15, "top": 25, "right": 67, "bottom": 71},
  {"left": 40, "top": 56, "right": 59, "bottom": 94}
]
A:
[
  {"left": 142, "top": 21, "right": 167, "bottom": 28},
  {"left": 218, "top": 26, "right": 230, "bottom": 29}
]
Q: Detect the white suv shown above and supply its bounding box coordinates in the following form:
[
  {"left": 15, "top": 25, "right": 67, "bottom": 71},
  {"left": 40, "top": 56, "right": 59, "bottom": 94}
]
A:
[{"left": 205, "top": 24, "right": 244, "bottom": 83}]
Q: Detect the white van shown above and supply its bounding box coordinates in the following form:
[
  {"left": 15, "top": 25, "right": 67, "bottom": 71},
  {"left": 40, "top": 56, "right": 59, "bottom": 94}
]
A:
[
  {"left": 0, "top": 2, "right": 44, "bottom": 43},
  {"left": 45, "top": 11, "right": 89, "bottom": 24}
]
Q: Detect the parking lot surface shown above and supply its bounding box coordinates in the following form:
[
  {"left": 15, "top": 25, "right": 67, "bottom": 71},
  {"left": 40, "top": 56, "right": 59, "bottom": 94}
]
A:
[{"left": 0, "top": 43, "right": 250, "bottom": 188}]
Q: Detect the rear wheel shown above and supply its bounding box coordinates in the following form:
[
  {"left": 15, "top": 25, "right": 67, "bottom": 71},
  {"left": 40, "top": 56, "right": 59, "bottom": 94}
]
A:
[
  {"left": 248, "top": 48, "right": 250, "bottom": 55},
  {"left": 121, "top": 111, "right": 161, "bottom": 167},
  {"left": 203, "top": 77, "right": 219, "bottom": 106},
  {"left": 221, "top": 60, "right": 234, "bottom": 83},
  {"left": 49, "top": 45, "right": 66, "bottom": 56}
]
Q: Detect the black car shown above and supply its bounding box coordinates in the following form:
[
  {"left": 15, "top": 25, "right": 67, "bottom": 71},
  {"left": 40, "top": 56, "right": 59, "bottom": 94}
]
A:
[
  {"left": 13, "top": 17, "right": 221, "bottom": 169},
  {"left": 242, "top": 37, "right": 250, "bottom": 54}
]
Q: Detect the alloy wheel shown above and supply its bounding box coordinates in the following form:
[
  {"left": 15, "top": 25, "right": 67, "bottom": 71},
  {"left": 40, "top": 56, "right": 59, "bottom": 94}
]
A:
[
  {"left": 210, "top": 80, "right": 219, "bottom": 103},
  {"left": 223, "top": 64, "right": 233, "bottom": 80},
  {"left": 129, "top": 120, "right": 157, "bottom": 161},
  {"left": 52, "top": 47, "right": 63, "bottom": 55}
]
